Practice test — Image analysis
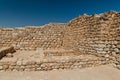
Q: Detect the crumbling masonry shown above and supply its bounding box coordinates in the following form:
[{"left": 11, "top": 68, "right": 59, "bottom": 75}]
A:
[{"left": 0, "top": 11, "right": 120, "bottom": 71}]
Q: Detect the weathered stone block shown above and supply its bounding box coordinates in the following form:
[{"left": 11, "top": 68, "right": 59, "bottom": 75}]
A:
[{"left": 0, "top": 47, "right": 15, "bottom": 59}]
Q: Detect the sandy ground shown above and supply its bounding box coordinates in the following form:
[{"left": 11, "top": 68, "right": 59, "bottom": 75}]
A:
[{"left": 0, "top": 64, "right": 120, "bottom": 80}]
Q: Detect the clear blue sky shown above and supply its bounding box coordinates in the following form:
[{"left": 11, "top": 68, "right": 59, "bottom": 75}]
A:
[{"left": 0, "top": 0, "right": 120, "bottom": 27}]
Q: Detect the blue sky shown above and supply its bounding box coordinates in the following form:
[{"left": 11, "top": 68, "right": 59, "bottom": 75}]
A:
[{"left": 0, "top": 0, "right": 120, "bottom": 27}]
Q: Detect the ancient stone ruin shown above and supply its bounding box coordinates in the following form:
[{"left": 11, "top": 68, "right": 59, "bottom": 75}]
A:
[{"left": 0, "top": 11, "right": 120, "bottom": 71}]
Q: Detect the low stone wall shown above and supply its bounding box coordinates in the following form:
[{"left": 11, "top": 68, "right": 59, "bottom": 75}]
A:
[
  {"left": 0, "top": 56, "right": 110, "bottom": 71},
  {"left": 44, "top": 50, "right": 79, "bottom": 57},
  {"left": 0, "top": 47, "right": 15, "bottom": 59}
]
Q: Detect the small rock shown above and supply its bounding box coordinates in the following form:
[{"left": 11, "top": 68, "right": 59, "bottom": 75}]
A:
[
  {"left": 0, "top": 66, "right": 3, "bottom": 70},
  {"left": 105, "top": 54, "right": 109, "bottom": 58},
  {"left": 3, "top": 65, "right": 9, "bottom": 69},
  {"left": 114, "top": 48, "right": 119, "bottom": 53},
  {"left": 6, "top": 53, "right": 13, "bottom": 57},
  {"left": 17, "top": 61, "right": 22, "bottom": 65}
]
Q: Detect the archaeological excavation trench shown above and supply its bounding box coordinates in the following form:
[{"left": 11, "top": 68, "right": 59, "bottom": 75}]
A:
[{"left": 0, "top": 11, "right": 120, "bottom": 71}]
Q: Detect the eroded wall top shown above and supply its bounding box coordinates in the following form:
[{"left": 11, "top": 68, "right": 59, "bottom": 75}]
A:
[{"left": 0, "top": 11, "right": 120, "bottom": 55}]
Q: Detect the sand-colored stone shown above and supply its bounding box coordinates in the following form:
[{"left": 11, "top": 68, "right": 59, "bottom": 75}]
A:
[{"left": 0, "top": 11, "right": 119, "bottom": 71}]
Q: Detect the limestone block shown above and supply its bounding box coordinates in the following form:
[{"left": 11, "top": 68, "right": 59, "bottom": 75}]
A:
[
  {"left": 114, "top": 48, "right": 120, "bottom": 53},
  {"left": 12, "top": 69, "right": 18, "bottom": 72},
  {"left": 20, "top": 66, "right": 25, "bottom": 69},
  {"left": 36, "top": 67, "right": 42, "bottom": 70},
  {"left": 22, "top": 60, "right": 29, "bottom": 65},
  {"left": 97, "top": 50, "right": 106, "bottom": 54},
  {"left": 24, "top": 68, "right": 31, "bottom": 71},
  {"left": 16, "top": 61, "right": 22, "bottom": 66},
  {"left": 104, "top": 48, "right": 110, "bottom": 51},
  {"left": 27, "top": 61, "right": 36, "bottom": 65},
  {"left": 0, "top": 66, "right": 3, "bottom": 70},
  {"left": 6, "top": 53, "right": 13, "bottom": 57},
  {"left": 9, "top": 65, "right": 14, "bottom": 69},
  {"left": 117, "top": 44, "right": 120, "bottom": 48}
]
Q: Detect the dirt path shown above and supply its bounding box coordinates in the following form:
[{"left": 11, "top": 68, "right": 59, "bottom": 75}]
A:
[{"left": 0, "top": 64, "right": 120, "bottom": 80}]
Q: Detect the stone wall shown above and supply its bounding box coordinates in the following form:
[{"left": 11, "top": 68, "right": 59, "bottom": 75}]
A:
[
  {"left": 65, "top": 11, "right": 120, "bottom": 55},
  {"left": 0, "top": 23, "right": 66, "bottom": 50},
  {"left": 0, "top": 11, "right": 119, "bottom": 55},
  {"left": 0, "top": 55, "right": 110, "bottom": 71},
  {"left": 0, "top": 11, "right": 120, "bottom": 54},
  {"left": 0, "top": 11, "right": 120, "bottom": 71}
]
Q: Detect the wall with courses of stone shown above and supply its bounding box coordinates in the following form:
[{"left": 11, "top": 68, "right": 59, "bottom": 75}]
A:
[
  {"left": 0, "top": 23, "right": 66, "bottom": 50},
  {"left": 0, "top": 55, "right": 110, "bottom": 71},
  {"left": 0, "top": 11, "right": 120, "bottom": 71},
  {"left": 65, "top": 11, "right": 120, "bottom": 55},
  {"left": 0, "top": 11, "right": 120, "bottom": 55}
]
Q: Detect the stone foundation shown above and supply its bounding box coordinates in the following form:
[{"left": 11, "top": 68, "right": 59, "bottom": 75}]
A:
[{"left": 0, "top": 55, "right": 110, "bottom": 71}]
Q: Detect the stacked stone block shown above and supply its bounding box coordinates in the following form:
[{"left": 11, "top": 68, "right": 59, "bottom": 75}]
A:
[
  {"left": 66, "top": 11, "right": 120, "bottom": 55},
  {"left": 0, "top": 11, "right": 120, "bottom": 71},
  {"left": 0, "top": 23, "right": 66, "bottom": 50},
  {"left": 0, "top": 55, "right": 110, "bottom": 71}
]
